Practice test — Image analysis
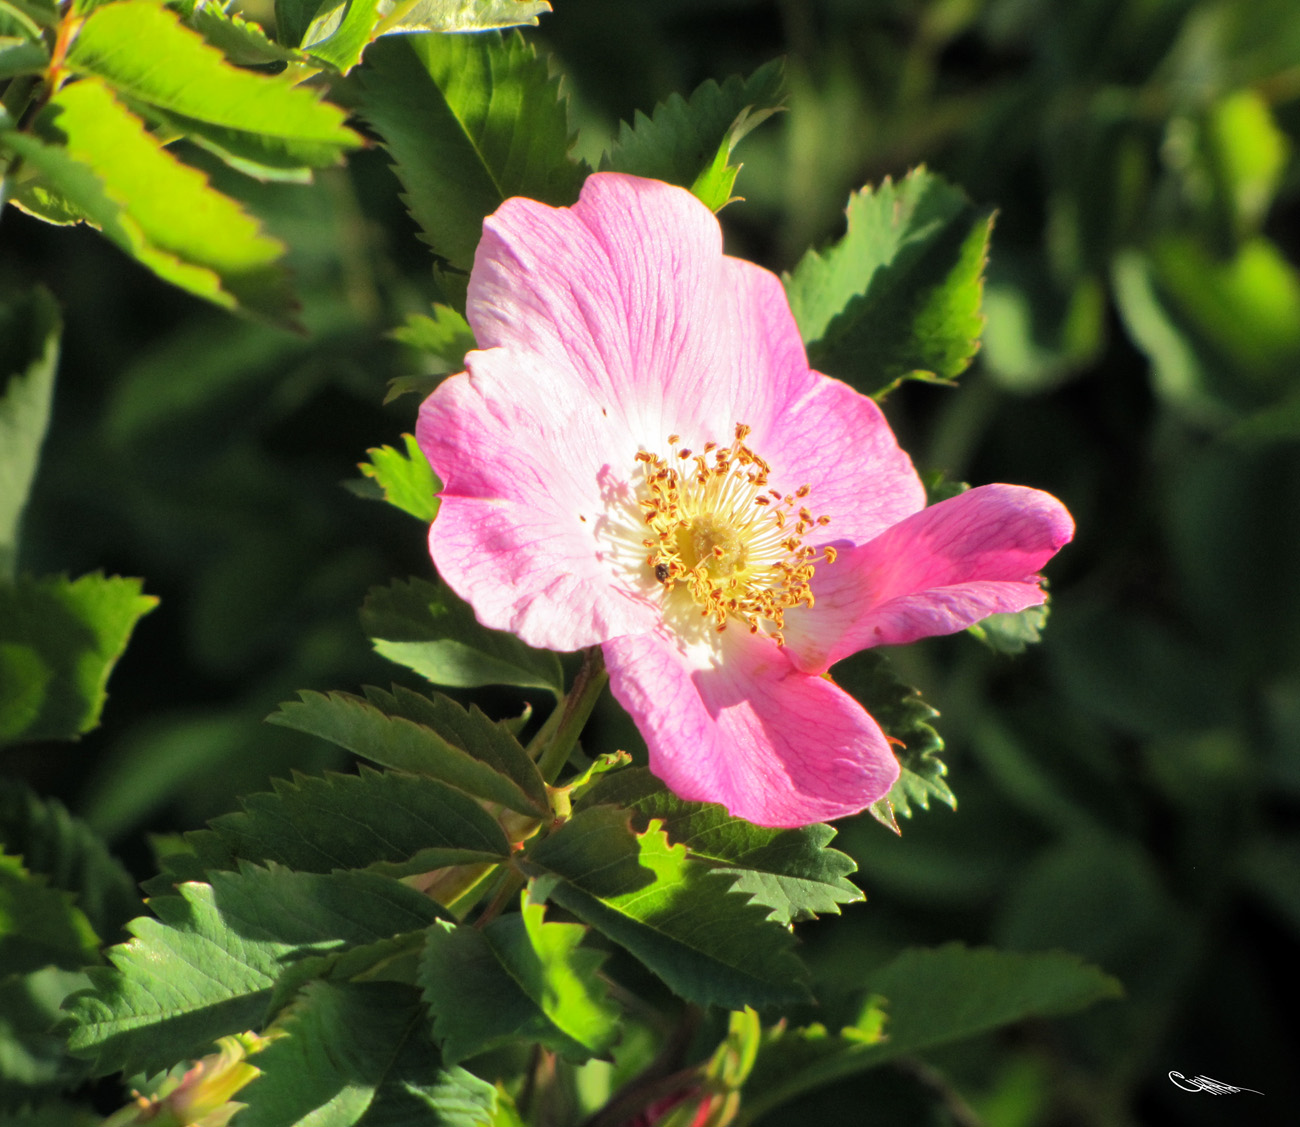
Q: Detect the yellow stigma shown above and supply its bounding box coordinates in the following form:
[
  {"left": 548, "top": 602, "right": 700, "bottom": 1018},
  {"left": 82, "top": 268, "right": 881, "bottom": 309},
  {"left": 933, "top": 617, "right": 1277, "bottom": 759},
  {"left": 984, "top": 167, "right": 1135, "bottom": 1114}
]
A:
[{"left": 636, "top": 424, "right": 832, "bottom": 645}]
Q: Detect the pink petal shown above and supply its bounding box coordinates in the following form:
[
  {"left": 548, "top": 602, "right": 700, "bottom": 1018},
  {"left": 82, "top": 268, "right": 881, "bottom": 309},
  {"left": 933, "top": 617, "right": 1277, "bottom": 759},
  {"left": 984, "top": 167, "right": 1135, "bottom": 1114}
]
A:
[
  {"left": 782, "top": 484, "right": 1074, "bottom": 672},
  {"left": 464, "top": 173, "right": 817, "bottom": 449},
  {"left": 759, "top": 374, "right": 926, "bottom": 546},
  {"left": 603, "top": 629, "right": 901, "bottom": 827},
  {"left": 418, "top": 349, "right": 659, "bottom": 652}
]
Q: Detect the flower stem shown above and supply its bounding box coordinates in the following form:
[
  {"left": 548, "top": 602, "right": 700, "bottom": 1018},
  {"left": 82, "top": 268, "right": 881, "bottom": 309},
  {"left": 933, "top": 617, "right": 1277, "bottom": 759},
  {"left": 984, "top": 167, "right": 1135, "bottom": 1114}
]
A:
[{"left": 535, "top": 647, "right": 608, "bottom": 786}]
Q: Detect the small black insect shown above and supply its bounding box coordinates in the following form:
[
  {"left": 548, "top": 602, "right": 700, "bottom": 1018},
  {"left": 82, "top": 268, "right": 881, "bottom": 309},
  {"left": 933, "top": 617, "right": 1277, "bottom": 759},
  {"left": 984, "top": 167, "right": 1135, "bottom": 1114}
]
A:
[{"left": 654, "top": 563, "right": 671, "bottom": 583}]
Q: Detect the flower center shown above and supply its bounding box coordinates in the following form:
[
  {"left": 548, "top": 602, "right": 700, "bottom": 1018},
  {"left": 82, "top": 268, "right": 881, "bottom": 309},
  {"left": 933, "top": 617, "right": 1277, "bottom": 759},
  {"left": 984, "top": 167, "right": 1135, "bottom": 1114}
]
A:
[{"left": 635, "top": 424, "right": 835, "bottom": 645}]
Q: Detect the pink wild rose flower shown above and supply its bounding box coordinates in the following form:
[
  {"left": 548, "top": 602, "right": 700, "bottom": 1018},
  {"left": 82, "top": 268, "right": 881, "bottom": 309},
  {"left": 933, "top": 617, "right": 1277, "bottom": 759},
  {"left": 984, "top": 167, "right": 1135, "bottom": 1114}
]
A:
[{"left": 416, "top": 172, "right": 1073, "bottom": 828}]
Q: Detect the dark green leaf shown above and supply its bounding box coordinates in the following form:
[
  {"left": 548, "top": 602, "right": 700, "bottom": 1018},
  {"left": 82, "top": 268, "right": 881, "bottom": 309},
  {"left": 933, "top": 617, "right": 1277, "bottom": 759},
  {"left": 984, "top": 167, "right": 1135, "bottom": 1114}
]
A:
[
  {"left": 0, "top": 968, "right": 91, "bottom": 1109},
  {"left": 62, "top": 867, "right": 447, "bottom": 1076},
  {"left": 420, "top": 894, "right": 619, "bottom": 1064},
  {"left": 834, "top": 651, "right": 953, "bottom": 832},
  {"left": 359, "top": 32, "right": 583, "bottom": 280},
  {"left": 0, "top": 287, "right": 58, "bottom": 579},
  {"left": 602, "top": 60, "right": 784, "bottom": 211},
  {"left": 0, "top": 572, "right": 156, "bottom": 747},
  {"left": 361, "top": 576, "right": 564, "bottom": 697},
  {"left": 353, "top": 434, "right": 440, "bottom": 522},
  {"left": 739, "top": 945, "right": 1122, "bottom": 1124},
  {"left": 0, "top": 780, "right": 139, "bottom": 941},
  {"left": 0, "top": 854, "right": 99, "bottom": 975},
  {"left": 194, "top": 767, "right": 511, "bottom": 877},
  {"left": 784, "top": 168, "right": 993, "bottom": 397},
  {"left": 524, "top": 806, "right": 810, "bottom": 1010},
  {"left": 269, "top": 687, "right": 548, "bottom": 817},
  {"left": 234, "top": 981, "right": 500, "bottom": 1127},
  {"left": 575, "top": 768, "right": 861, "bottom": 924}
]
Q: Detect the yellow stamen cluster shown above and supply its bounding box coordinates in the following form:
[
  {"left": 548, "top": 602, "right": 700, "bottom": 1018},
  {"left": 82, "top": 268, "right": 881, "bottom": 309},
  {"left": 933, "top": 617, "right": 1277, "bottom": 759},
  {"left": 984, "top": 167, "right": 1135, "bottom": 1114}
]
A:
[{"left": 636, "top": 424, "right": 832, "bottom": 645}]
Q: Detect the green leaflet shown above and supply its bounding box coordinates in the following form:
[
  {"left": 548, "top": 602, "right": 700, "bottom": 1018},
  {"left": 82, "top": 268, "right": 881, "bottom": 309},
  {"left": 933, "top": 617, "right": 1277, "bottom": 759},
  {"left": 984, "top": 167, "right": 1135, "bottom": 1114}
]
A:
[
  {"left": 738, "top": 944, "right": 1123, "bottom": 1124},
  {"left": 0, "top": 780, "right": 139, "bottom": 942},
  {"left": 575, "top": 768, "right": 861, "bottom": 924},
  {"left": 234, "top": 981, "right": 500, "bottom": 1127},
  {"left": 359, "top": 32, "right": 583, "bottom": 284},
  {"left": 190, "top": 766, "right": 512, "bottom": 878},
  {"left": 0, "top": 573, "right": 156, "bottom": 747},
  {"left": 0, "top": 287, "right": 58, "bottom": 580},
  {"left": 784, "top": 168, "right": 994, "bottom": 398},
  {"left": 602, "top": 59, "right": 785, "bottom": 211},
  {"left": 832, "top": 650, "right": 954, "bottom": 832},
  {"left": 0, "top": 853, "right": 100, "bottom": 976},
  {"left": 351, "top": 434, "right": 441, "bottom": 523},
  {"left": 62, "top": 867, "right": 448, "bottom": 1076},
  {"left": 525, "top": 807, "right": 811, "bottom": 1010},
  {"left": 10, "top": 80, "right": 293, "bottom": 321},
  {"left": 0, "top": 967, "right": 92, "bottom": 1109},
  {"left": 361, "top": 576, "right": 564, "bottom": 697},
  {"left": 268, "top": 687, "right": 549, "bottom": 816},
  {"left": 420, "top": 894, "right": 619, "bottom": 1064},
  {"left": 66, "top": 1, "right": 359, "bottom": 169}
]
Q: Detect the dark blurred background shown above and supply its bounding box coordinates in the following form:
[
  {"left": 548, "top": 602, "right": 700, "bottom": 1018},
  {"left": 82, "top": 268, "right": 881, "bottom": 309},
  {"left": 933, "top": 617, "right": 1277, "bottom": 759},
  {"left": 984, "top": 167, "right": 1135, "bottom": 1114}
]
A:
[{"left": 4, "top": 1, "right": 1299, "bottom": 1124}]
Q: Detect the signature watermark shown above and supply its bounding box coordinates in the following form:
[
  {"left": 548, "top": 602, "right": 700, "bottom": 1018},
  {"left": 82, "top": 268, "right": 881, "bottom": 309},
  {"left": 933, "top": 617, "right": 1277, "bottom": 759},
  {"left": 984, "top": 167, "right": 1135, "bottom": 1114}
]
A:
[{"left": 1169, "top": 1071, "right": 1264, "bottom": 1096}]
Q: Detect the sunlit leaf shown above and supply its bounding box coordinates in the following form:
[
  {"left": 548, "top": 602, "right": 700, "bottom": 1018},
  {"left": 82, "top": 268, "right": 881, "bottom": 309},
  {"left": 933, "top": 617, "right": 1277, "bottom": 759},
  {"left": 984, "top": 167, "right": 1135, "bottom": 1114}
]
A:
[
  {"left": 351, "top": 434, "right": 440, "bottom": 522},
  {"left": 525, "top": 807, "right": 811, "bottom": 1010},
  {"left": 575, "top": 768, "right": 861, "bottom": 924},
  {"left": 66, "top": 1, "right": 359, "bottom": 171},
  {"left": 420, "top": 894, "right": 618, "bottom": 1063},
  {"left": 784, "top": 168, "right": 993, "bottom": 397},
  {"left": 602, "top": 60, "right": 784, "bottom": 211},
  {"left": 0, "top": 572, "right": 156, "bottom": 747}
]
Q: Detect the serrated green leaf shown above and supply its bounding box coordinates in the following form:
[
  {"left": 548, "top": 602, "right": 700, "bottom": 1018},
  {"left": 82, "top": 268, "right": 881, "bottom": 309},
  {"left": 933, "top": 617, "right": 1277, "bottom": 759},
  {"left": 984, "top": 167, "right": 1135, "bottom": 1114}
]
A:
[
  {"left": 0, "top": 38, "right": 46, "bottom": 80},
  {"left": 10, "top": 80, "right": 294, "bottom": 321},
  {"left": 738, "top": 945, "right": 1122, "bottom": 1124},
  {"left": 269, "top": 688, "right": 547, "bottom": 817},
  {"left": 62, "top": 867, "right": 448, "bottom": 1076},
  {"left": 420, "top": 893, "right": 619, "bottom": 1064},
  {"left": 359, "top": 31, "right": 583, "bottom": 282},
  {"left": 66, "top": 1, "right": 359, "bottom": 170},
  {"left": 361, "top": 576, "right": 564, "bottom": 698},
  {"left": 0, "top": 572, "right": 156, "bottom": 747},
  {"left": 833, "top": 650, "right": 952, "bottom": 832},
  {"left": 182, "top": 1, "right": 306, "bottom": 67},
  {"left": 967, "top": 600, "right": 1050, "bottom": 654},
  {"left": 784, "top": 168, "right": 994, "bottom": 398},
  {"left": 0, "top": 780, "right": 139, "bottom": 942},
  {"left": 524, "top": 807, "right": 810, "bottom": 1010},
  {"left": 603, "top": 60, "right": 784, "bottom": 211},
  {"left": 575, "top": 768, "right": 860, "bottom": 924},
  {"left": 235, "top": 981, "right": 498, "bottom": 1127},
  {"left": 0, "top": 287, "right": 58, "bottom": 580},
  {"left": 0, "top": 967, "right": 91, "bottom": 1107},
  {"left": 193, "top": 767, "right": 510, "bottom": 878},
  {"left": 390, "top": 303, "right": 476, "bottom": 368},
  {"left": 353, "top": 433, "right": 440, "bottom": 522},
  {"left": 0, "top": 853, "right": 99, "bottom": 975}
]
